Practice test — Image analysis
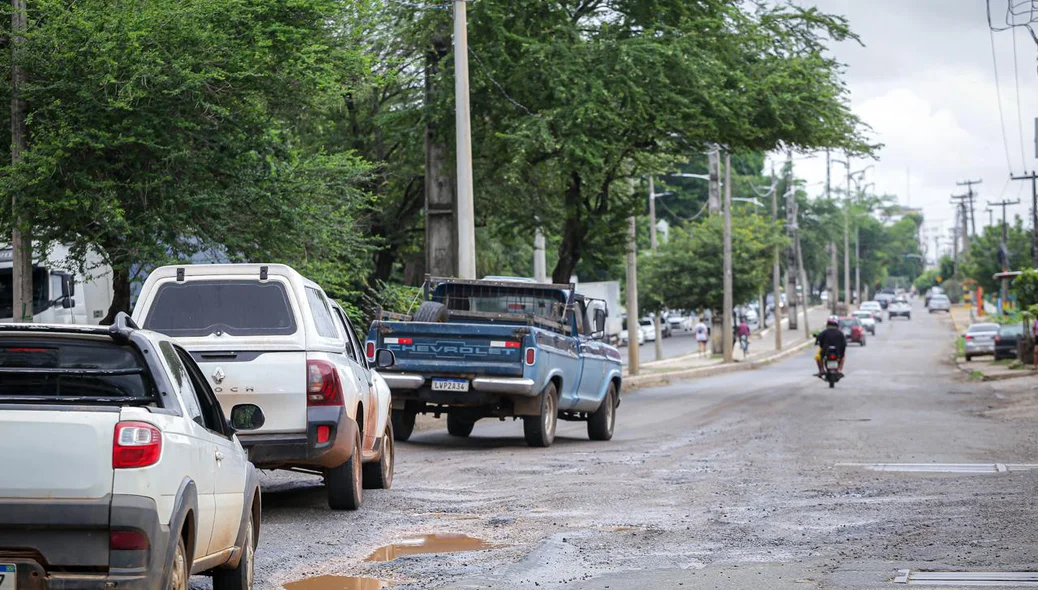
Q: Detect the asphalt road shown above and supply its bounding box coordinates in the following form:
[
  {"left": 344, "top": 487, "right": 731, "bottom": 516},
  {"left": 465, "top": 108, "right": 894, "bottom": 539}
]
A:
[{"left": 246, "top": 300, "right": 1038, "bottom": 590}]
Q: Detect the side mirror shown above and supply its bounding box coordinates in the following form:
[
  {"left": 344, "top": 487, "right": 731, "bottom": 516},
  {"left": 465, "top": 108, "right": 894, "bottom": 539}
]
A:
[
  {"left": 229, "top": 404, "right": 266, "bottom": 432},
  {"left": 375, "top": 348, "right": 396, "bottom": 369},
  {"left": 61, "top": 297, "right": 75, "bottom": 309}
]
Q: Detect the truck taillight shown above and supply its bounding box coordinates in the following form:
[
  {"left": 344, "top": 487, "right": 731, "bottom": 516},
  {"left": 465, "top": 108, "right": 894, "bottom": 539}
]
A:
[
  {"left": 365, "top": 341, "right": 375, "bottom": 362},
  {"left": 525, "top": 348, "right": 536, "bottom": 366},
  {"left": 307, "top": 360, "right": 344, "bottom": 406},
  {"left": 113, "top": 422, "right": 162, "bottom": 469},
  {"left": 110, "top": 530, "right": 150, "bottom": 551}
]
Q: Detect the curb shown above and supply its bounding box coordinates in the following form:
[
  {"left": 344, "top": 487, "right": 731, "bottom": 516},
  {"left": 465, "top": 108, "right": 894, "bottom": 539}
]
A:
[
  {"left": 954, "top": 360, "right": 1037, "bottom": 382},
  {"left": 625, "top": 338, "right": 816, "bottom": 391}
]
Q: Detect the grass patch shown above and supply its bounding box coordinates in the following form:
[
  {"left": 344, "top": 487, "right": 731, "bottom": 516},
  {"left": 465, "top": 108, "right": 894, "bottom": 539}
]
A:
[
  {"left": 968, "top": 370, "right": 985, "bottom": 381},
  {"left": 993, "top": 358, "right": 1014, "bottom": 366},
  {"left": 955, "top": 337, "right": 965, "bottom": 358}
]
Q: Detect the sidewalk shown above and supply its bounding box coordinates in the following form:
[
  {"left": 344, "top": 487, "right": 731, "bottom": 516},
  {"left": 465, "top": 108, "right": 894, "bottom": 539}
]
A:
[
  {"left": 948, "top": 303, "right": 1037, "bottom": 382},
  {"left": 624, "top": 306, "right": 829, "bottom": 389}
]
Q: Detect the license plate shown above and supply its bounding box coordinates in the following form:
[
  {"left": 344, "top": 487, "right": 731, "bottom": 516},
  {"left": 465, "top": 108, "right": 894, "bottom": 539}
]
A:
[
  {"left": 0, "top": 564, "right": 16, "bottom": 590},
  {"left": 432, "top": 378, "right": 469, "bottom": 392}
]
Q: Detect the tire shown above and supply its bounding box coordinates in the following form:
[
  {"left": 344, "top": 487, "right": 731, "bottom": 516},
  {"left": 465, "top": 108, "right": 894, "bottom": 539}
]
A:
[
  {"left": 413, "top": 301, "right": 449, "bottom": 322},
  {"left": 326, "top": 430, "right": 362, "bottom": 510},
  {"left": 965, "top": 355, "right": 972, "bottom": 362},
  {"left": 860, "top": 338, "right": 866, "bottom": 347},
  {"left": 363, "top": 421, "right": 394, "bottom": 490},
  {"left": 829, "top": 379, "right": 835, "bottom": 389},
  {"left": 587, "top": 384, "right": 617, "bottom": 441},
  {"left": 165, "top": 535, "right": 188, "bottom": 590},
  {"left": 212, "top": 511, "right": 254, "bottom": 590},
  {"left": 524, "top": 382, "right": 558, "bottom": 448},
  {"left": 391, "top": 409, "right": 416, "bottom": 442},
  {"left": 447, "top": 414, "right": 475, "bottom": 438}
]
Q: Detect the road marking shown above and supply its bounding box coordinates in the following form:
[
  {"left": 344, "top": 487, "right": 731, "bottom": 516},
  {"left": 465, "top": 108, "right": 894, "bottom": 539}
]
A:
[
  {"left": 837, "top": 463, "right": 1038, "bottom": 473},
  {"left": 895, "top": 569, "right": 1038, "bottom": 585}
]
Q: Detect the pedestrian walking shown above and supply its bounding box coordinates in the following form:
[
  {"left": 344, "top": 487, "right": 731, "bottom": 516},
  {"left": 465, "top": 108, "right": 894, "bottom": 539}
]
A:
[{"left": 694, "top": 318, "right": 709, "bottom": 357}]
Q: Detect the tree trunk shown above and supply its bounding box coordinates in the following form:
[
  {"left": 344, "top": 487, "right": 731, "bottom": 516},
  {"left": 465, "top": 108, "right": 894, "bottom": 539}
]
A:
[
  {"left": 101, "top": 264, "right": 132, "bottom": 326},
  {"left": 551, "top": 173, "right": 584, "bottom": 284},
  {"left": 424, "top": 33, "right": 456, "bottom": 278}
]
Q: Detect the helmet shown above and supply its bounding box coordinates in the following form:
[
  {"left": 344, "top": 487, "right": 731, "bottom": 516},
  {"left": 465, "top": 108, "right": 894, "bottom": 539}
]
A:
[{"left": 827, "top": 315, "right": 840, "bottom": 326}]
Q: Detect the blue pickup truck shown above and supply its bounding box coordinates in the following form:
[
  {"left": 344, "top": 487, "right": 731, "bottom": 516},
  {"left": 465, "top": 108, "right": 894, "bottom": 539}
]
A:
[{"left": 365, "top": 277, "right": 623, "bottom": 447}]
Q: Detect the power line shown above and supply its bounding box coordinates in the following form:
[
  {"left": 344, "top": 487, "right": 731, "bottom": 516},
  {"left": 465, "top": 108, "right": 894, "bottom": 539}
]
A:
[
  {"left": 1011, "top": 24, "right": 1027, "bottom": 167},
  {"left": 989, "top": 26, "right": 1016, "bottom": 173}
]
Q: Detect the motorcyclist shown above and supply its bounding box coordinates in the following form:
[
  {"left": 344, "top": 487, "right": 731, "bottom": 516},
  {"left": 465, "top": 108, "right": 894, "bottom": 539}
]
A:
[{"left": 815, "top": 315, "right": 847, "bottom": 377}]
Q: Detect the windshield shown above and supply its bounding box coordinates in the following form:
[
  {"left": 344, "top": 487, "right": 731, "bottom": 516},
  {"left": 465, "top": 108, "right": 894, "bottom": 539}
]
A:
[
  {"left": 0, "top": 267, "right": 52, "bottom": 319},
  {"left": 0, "top": 336, "right": 157, "bottom": 402},
  {"left": 433, "top": 283, "right": 566, "bottom": 322},
  {"left": 839, "top": 319, "right": 859, "bottom": 328},
  {"left": 968, "top": 324, "right": 1000, "bottom": 333},
  {"left": 1000, "top": 325, "right": 1024, "bottom": 336},
  {"left": 143, "top": 280, "right": 297, "bottom": 337}
]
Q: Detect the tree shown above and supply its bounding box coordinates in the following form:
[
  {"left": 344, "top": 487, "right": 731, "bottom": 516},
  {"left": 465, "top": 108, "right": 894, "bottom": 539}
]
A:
[
  {"left": 0, "top": 0, "right": 373, "bottom": 322},
  {"left": 642, "top": 213, "right": 785, "bottom": 313},
  {"left": 1012, "top": 269, "right": 1038, "bottom": 309},
  {"left": 962, "top": 216, "right": 1032, "bottom": 295}
]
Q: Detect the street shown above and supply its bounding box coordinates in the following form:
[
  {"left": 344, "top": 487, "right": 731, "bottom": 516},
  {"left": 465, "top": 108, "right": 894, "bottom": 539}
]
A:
[{"left": 251, "top": 300, "right": 1038, "bottom": 589}]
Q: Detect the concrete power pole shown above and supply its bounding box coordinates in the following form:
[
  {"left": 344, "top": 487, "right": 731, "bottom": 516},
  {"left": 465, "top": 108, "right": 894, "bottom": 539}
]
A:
[
  {"left": 722, "top": 152, "right": 734, "bottom": 363},
  {"left": 785, "top": 154, "right": 798, "bottom": 331},
  {"left": 533, "top": 227, "right": 547, "bottom": 283},
  {"left": 708, "top": 147, "right": 721, "bottom": 214},
  {"left": 957, "top": 179, "right": 982, "bottom": 237},
  {"left": 1010, "top": 171, "right": 1038, "bottom": 267},
  {"left": 453, "top": 0, "right": 476, "bottom": 279},
  {"left": 10, "top": 0, "right": 31, "bottom": 322},
  {"left": 826, "top": 149, "right": 837, "bottom": 314},
  {"left": 648, "top": 176, "right": 663, "bottom": 361},
  {"left": 771, "top": 164, "right": 782, "bottom": 351},
  {"left": 625, "top": 215, "right": 639, "bottom": 374},
  {"left": 951, "top": 195, "right": 970, "bottom": 258},
  {"left": 989, "top": 198, "right": 1021, "bottom": 313},
  {"left": 843, "top": 157, "right": 851, "bottom": 311},
  {"left": 424, "top": 33, "right": 456, "bottom": 278},
  {"left": 854, "top": 226, "right": 861, "bottom": 307}
]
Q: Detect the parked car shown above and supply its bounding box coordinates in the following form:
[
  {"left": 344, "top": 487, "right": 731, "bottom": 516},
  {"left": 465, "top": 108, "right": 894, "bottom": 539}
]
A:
[
  {"left": 0, "top": 314, "right": 264, "bottom": 590},
  {"left": 925, "top": 286, "right": 944, "bottom": 307},
  {"left": 928, "top": 294, "right": 951, "bottom": 313},
  {"left": 964, "top": 322, "right": 1000, "bottom": 361},
  {"left": 839, "top": 316, "right": 867, "bottom": 346},
  {"left": 860, "top": 301, "right": 884, "bottom": 322},
  {"left": 650, "top": 315, "right": 672, "bottom": 338},
  {"left": 368, "top": 277, "right": 622, "bottom": 447},
  {"left": 640, "top": 318, "right": 657, "bottom": 342},
  {"left": 888, "top": 298, "right": 912, "bottom": 320},
  {"left": 667, "top": 312, "right": 688, "bottom": 333},
  {"left": 133, "top": 263, "right": 397, "bottom": 510},
  {"left": 995, "top": 323, "right": 1026, "bottom": 360},
  {"left": 852, "top": 310, "right": 876, "bottom": 335},
  {"left": 875, "top": 290, "right": 896, "bottom": 309},
  {"left": 620, "top": 318, "right": 645, "bottom": 346}
]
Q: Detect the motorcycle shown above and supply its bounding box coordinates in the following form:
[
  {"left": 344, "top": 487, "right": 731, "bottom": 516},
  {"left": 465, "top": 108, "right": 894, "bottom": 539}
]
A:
[{"left": 820, "top": 345, "right": 842, "bottom": 389}]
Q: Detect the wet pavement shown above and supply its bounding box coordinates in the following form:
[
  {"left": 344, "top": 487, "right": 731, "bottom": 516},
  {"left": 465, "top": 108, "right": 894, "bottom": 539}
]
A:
[{"left": 239, "top": 300, "right": 1038, "bottom": 589}]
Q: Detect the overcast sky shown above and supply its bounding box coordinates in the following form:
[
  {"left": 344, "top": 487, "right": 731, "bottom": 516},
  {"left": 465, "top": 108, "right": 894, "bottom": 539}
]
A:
[{"left": 773, "top": 0, "right": 1038, "bottom": 262}]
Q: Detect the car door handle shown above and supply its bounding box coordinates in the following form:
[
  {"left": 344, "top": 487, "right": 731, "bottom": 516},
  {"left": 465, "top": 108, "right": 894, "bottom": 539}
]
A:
[{"left": 215, "top": 451, "right": 225, "bottom": 462}]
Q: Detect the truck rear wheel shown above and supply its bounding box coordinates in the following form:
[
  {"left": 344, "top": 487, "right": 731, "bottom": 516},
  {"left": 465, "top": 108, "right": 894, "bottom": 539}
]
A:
[
  {"left": 447, "top": 414, "right": 475, "bottom": 437},
  {"left": 392, "top": 409, "right": 416, "bottom": 441},
  {"left": 212, "top": 511, "right": 254, "bottom": 590},
  {"left": 326, "top": 430, "right": 362, "bottom": 510},
  {"left": 413, "top": 301, "right": 449, "bottom": 322},
  {"left": 524, "top": 382, "right": 558, "bottom": 448},
  {"left": 363, "top": 421, "right": 394, "bottom": 490},
  {"left": 587, "top": 384, "right": 617, "bottom": 441},
  {"left": 165, "top": 535, "right": 188, "bottom": 590}
]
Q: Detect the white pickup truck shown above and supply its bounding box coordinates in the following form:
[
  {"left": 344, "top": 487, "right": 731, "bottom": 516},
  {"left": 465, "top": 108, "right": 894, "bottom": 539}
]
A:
[
  {"left": 0, "top": 314, "right": 265, "bottom": 590},
  {"left": 133, "top": 264, "right": 397, "bottom": 510}
]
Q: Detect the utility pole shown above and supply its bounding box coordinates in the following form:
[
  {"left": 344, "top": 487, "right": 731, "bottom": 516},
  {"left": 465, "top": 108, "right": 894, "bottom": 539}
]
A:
[
  {"left": 951, "top": 194, "right": 971, "bottom": 255},
  {"left": 454, "top": 0, "right": 476, "bottom": 279},
  {"left": 770, "top": 164, "right": 782, "bottom": 351},
  {"left": 625, "top": 214, "right": 639, "bottom": 374},
  {"left": 785, "top": 152, "right": 798, "bottom": 331},
  {"left": 826, "top": 149, "right": 837, "bottom": 314},
  {"left": 10, "top": 0, "right": 31, "bottom": 322},
  {"left": 951, "top": 226, "right": 960, "bottom": 277},
  {"left": 986, "top": 208, "right": 995, "bottom": 229},
  {"left": 855, "top": 226, "right": 861, "bottom": 307},
  {"left": 989, "top": 198, "right": 1021, "bottom": 313},
  {"left": 795, "top": 217, "right": 811, "bottom": 339},
  {"left": 842, "top": 156, "right": 852, "bottom": 311},
  {"left": 533, "top": 227, "right": 547, "bottom": 283},
  {"left": 722, "top": 152, "right": 734, "bottom": 363},
  {"left": 648, "top": 176, "right": 663, "bottom": 361},
  {"left": 708, "top": 147, "right": 721, "bottom": 214},
  {"left": 1010, "top": 171, "right": 1038, "bottom": 267},
  {"left": 957, "top": 179, "right": 982, "bottom": 237}
]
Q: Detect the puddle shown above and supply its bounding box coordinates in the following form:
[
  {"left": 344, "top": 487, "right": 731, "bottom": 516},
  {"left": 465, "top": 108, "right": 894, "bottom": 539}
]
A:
[
  {"left": 365, "top": 534, "right": 499, "bottom": 562},
  {"left": 283, "top": 575, "right": 388, "bottom": 590}
]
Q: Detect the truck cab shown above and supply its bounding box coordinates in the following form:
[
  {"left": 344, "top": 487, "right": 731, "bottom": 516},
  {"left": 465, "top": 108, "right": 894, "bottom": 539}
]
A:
[{"left": 0, "top": 245, "right": 113, "bottom": 324}]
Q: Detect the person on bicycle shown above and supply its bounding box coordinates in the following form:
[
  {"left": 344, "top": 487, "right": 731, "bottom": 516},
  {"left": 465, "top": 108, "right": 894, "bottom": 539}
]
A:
[
  {"left": 814, "top": 315, "right": 847, "bottom": 377},
  {"left": 736, "top": 317, "right": 751, "bottom": 354}
]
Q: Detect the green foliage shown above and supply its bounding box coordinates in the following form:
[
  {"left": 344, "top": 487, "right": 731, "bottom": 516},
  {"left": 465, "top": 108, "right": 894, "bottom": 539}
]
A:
[
  {"left": 962, "top": 217, "right": 1032, "bottom": 293},
  {"left": 641, "top": 214, "right": 785, "bottom": 313},
  {"left": 1011, "top": 269, "right": 1038, "bottom": 309},
  {"left": 942, "top": 279, "right": 962, "bottom": 304}
]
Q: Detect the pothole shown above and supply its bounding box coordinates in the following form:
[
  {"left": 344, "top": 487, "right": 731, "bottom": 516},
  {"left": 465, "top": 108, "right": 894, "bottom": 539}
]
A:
[
  {"left": 837, "top": 463, "right": 1038, "bottom": 473},
  {"left": 283, "top": 575, "right": 389, "bottom": 590},
  {"left": 365, "top": 534, "right": 501, "bottom": 562},
  {"left": 895, "top": 569, "right": 1038, "bottom": 585}
]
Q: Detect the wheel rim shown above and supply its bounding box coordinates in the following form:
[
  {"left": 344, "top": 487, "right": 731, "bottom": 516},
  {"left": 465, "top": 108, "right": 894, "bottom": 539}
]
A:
[
  {"left": 353, "top": 436, "right": 362, "bottom": 499},
  {"left": 544, "top": 392, "right": 556, "bottom": 439},
  {"left": 605, "top": 391, "right": 615, "bottom": 434},
  {"left": 170, "top": 540, "right": 187, "bottom": 590},
  {"left": 245, "top": 519, "right": 255, "bottom": 589},
  {"left": 383, "top": 425, "right": 394, "bottom": 487}
]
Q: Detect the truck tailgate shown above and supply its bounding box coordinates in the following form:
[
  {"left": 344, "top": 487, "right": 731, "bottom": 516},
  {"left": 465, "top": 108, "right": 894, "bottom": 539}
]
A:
[
  {"left": 379, "top": 322, "right": 526, "bottom": 377},
  {"left": 0, "top": 409, "right": 118, "bottom": 500}
]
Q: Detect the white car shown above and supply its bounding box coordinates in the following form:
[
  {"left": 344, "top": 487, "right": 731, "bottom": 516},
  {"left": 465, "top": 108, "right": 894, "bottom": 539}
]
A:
[
  {"left": 928, "top": 294, "right": 951, "bottom": 313},
  {"left": 620, "top": 319, "right": 646, "bottom": 346},
  {"left": 852, "top": 310, "right": 876, "bottom": 335},
  {"left": 860, "top": 301, "right": 884, "bottom": 323},
  {"left": 639, "top": 319, "right": 657, "bottom": 342},
  {"left": 133, "top": 263, "right": 396, "bottom": 510},
  {"left": 0, "top": 315, "right": 264, "bottom": 590}
]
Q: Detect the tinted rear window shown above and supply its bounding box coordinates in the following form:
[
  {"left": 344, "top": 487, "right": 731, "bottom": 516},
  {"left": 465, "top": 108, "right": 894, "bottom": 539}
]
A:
[
  {"left": 143, "top": 280, "right": 297, "bottom": 337},
  {"left": 0, "top": 337, "right": 156, "bottom": 401},
  {"left": 1000, "top": 325, "right": 1025, "bottom": 336},
  {"left": 968, "top": 324, "right": 999, "bottom": 333}
]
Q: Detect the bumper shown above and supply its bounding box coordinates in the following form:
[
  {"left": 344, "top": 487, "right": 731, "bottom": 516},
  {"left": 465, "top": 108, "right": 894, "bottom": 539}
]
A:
[
  {"left": 994, "top": 344, "right": 1019, "bottom": 358},
  {"left": 965, "top": 344, "right": 995, "bottom": 355},
  {"left": 382, "top": 373, "right": 536, "bottom": 395},
  {"left": 239, "top": 406, "right": 359, "bottom": 470},
  {"left": 0, "top": 495, "right": 167, "bottom": 590}
]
